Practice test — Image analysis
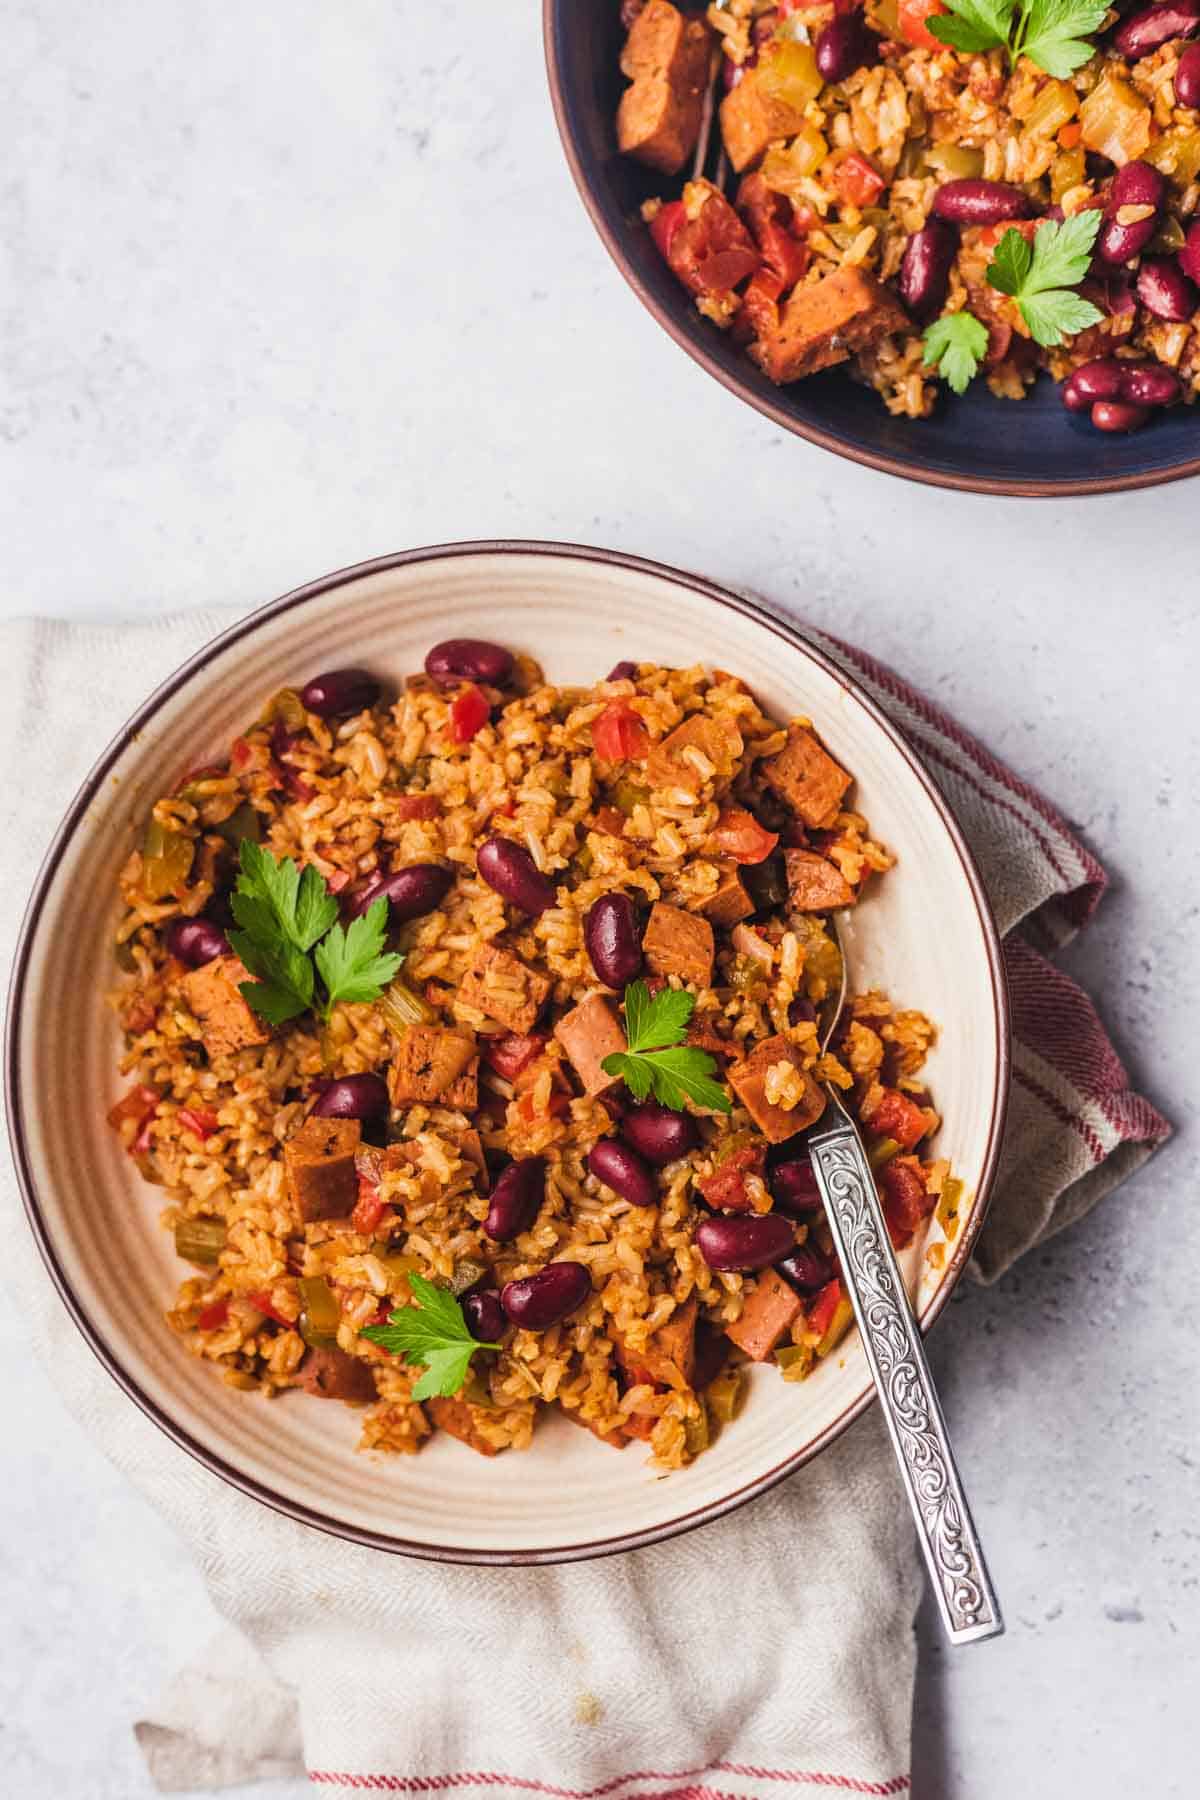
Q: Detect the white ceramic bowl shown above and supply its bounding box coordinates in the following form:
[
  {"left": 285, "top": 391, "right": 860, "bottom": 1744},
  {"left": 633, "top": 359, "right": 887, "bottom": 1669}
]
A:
[{"left": 6, "top": 543, "right": 1009, "bottom": 1561}]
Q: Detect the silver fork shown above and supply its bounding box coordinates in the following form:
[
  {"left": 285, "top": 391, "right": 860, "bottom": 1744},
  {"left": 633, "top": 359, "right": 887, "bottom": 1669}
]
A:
[{"left": 807, "top": 912, "right": 1004, "bottom": 1646}]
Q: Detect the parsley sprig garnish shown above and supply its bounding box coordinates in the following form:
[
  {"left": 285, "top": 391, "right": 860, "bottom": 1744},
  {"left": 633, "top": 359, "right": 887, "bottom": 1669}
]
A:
[
  {"left": 986, "top": 210, "right": 1103, "bottom": 347},
  {"left": 360, "top": 1273, "right": 499, "bottom": 1400},
  {"left": 922, "top": 311, "right": 989, "bottom": 395},
  {"left": 229, "top": 841, "right": 402, "bottom": 1026},
  {"left": 928, "top": 0, "right": 1108, "bottom": 78},
  {"left": 601, "top": 980, "right": 732, "bottom": 1114}
]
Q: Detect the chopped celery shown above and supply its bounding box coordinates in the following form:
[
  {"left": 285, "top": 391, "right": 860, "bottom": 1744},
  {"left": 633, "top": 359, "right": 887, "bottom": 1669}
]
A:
[
  {"left": 298, "top": 1275, "right": 340, "bottom": 1348},
  {"left": 259, "top": 687, "right": 307, "bottom": 731},
  {"left": 214, "top": 801, "right": 262, "bottom": 846},
  {"left": 174, "top": 1216, "right": 227, "bottom": 1266},
  {"left": 868, "top": 1136, "right": 901, "bottom": 1172},
  {"left": 1050, "top": 147, "right": 1086, "bottom": 202},
  {"left": 142, "top": 819, "right": 195, "bottom": 901},
  {"left": 1025, "top": 80, "right": 1078, "bottom": 141},
  {"left": 925, "top": 144, "right": 984, "bottom": 179},
  {"left": 611, "top": 777, "right": 650, "bottom": 816},
  {"left": 684, "top": 1408, "right": 710, "bottom": 1457},
  {"left": 1145, "top": 128, "right": 1200, "bottom": 183},
  {"left": 1079, "top": 75, "right": 1151, "bottom": 168},
  {"left": 378, "top": 977, "right": 437, "bottom": 1034},
  {"left": 776, "top": 1343, "right": 812, "bottom": 1382},
  {"left": 706, "top": 1366, "right": 742, "bottom": 1422},
  {"left": 763, "top": 128, "right": 829, "bottom": 197},
  {"left": 757, "top": 40, "right": 824, "bottom": 113}
]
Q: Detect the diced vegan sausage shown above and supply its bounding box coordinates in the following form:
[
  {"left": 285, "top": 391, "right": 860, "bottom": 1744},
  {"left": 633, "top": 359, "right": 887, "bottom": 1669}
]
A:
[
  {"left": 702, "top": 863, "right": 756, "bottom": 927},
  {"left": 179, "top": 955, "right": 272, "bottom": 1059},
  {"left": 784, "top": 848, "right": 855, "bottom": 911},
  {"left": 762, "top": 723, "right": 853, "bottom": 828},
  {"left": 296, "top": 1347, "right": 376, "bottom": 1402},
  {"left": 427, "top": 1393, "right": 499, "bottom": 1457},
  {"left": 285, "top": 1116, "right": 362, "bottom": 1223},
  {"left": 719, "top": 64, "right": 810, "bottom": 173},
  {"left": 725, "top": 1269, "right": 803, "bottom": 1361},
  {"left": 554, "top": 993, "right": 627, "bottom": 1095},
  {"left": 458, "top": 943, "right": 552, "bottom": 1035},
  {"left": 611, "top": 1297, "right": 698, "bottom": 1387},
  {"left": 748, "top": 267, "right": 909, "bottom": 385},
  {"left": 728, "top": 1034, "right": 826, "bottom": 1142},
  {"left": 643, "top": 901, "right": 715, "bottom": 988},
  {"left": 647, "top": 711, "right": 744, "bottom": 796},
  {"left": 388, "top": 1026, "right": 479, "bottom": 1109},
  {"left": 617, "top": 0, "right": 713, "bottom": 176}
]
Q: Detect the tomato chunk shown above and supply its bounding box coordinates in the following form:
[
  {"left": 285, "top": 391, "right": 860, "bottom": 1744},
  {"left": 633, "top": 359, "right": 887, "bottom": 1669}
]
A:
[
  {"left": 699, "top": 1143, "right": 766, "bottom": 1214},
  {"left": 593, "top": 702, "right": 650, "bottom": 763},
  {"left": 711, "top": 806, "right": 780, "bottom": 865},
  {"left": 247, "top": 1290, "right": 293, "bottom": 1328},
  {"left": 663, "top": 182, "right": 760, "bottom": 299},
  {"left": 450, "top": 684, "right": 491, "bottom": 742},
  {"left": 806, "top": 1278, "right": 843, "bottom": 1339},
  {"left": 835, "top": 153, "right": 886, "bottom": 208},
  {"left": 649, "top": 199, "right": 686, "bottom": 262},
  {"left": 196, "top": 1299, "right": 229, "bottom": 1331},
  {"left": 176, "top": 1106, "right": 219, "bottom": 1140},
  {"left": 864, "top": 1086, "right": 931, "bottom": 1150},
  {"left": 351, "top": 1179, "right": 389, "bottom": 1236},
  {"left": 880, "top": 1157, "right": 935, "bottom": 1249},
  {"left": 897, "top": 0, "right": 947, "bottom": 48}
]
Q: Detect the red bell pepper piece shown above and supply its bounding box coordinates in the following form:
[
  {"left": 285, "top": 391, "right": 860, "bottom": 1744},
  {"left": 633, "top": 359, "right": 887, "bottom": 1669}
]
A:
[
  {"left": 450, "top": 684, "right": 491, "bottom": 742},
  {"left": 592, "top": 702, "right": 650, "bottom": 763},
  {"left": 806, "top": 1278, "right": 843, "bottom": 1339},
  {"left": 710, "top": 806, "right": 780, "bottom": 865},
  {"left": 196, "top": 1299, "right": 229, "bottom": 1331},
  {"left": 176, "top": 1106, "right": 220, "bottom": 1140},
  {"left": 649, "top": 199, "right": 686, "bottom": 261},
  {"left": 247, "top": 1290, "right": 294, "bottom": 1328},
  {"left": 835, "top": 153, "right": 887, "bottom": 208},
  {"left": 897, "top": 0, "right": 947, "bottom": 48},
  {"left": 351, "top": 1181, "right": 389, "bottom": 1236}
]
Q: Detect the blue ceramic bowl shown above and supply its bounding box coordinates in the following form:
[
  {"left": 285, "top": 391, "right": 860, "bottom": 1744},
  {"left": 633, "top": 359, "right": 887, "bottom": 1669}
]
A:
[{"left": 543, "top": 1, "right": 1200, "bottom": 497}]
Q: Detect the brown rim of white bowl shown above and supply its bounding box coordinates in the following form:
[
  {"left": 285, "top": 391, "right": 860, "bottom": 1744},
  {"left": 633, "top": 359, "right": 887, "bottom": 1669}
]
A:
[
  {"left": 5, "top": 541, "right": 1011, "bottom": 1562},
  {"left": 541, "top": 8, "right": 1200, "bottom": 499}
]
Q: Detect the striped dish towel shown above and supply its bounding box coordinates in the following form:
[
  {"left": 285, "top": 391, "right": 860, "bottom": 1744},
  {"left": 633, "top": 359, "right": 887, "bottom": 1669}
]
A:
[{"left": 0, "top": 609, "right": 1169, "bottom": 1800}]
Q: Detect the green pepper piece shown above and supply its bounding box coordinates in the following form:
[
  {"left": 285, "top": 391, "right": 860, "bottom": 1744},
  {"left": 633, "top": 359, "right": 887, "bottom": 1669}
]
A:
[
  {"left": 174, "top": 1217, "right": 228, "bottom": 1266},
  {"left": 298, "top": 1276, "right": 340, "bottom": 1348}
]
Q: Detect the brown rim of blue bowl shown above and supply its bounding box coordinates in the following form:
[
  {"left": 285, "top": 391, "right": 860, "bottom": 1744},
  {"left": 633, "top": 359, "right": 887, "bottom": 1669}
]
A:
[
  {"left": 5, "top": 541, "right": 1011, "bottom": 1562},
  {"left": 542, "top": 5, "right": 1200, "bottom": 499}
]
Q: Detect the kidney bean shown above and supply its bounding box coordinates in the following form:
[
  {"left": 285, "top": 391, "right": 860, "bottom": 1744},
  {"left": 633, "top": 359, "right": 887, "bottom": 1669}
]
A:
[
  {"left": 484, "top": 1156, "right": 547, "bottom": 1242},
  {"left": 1180, "top": 219, "right": 1200, "bottom": 282},
  {"left": 588, "top": 1138, "right": 658, "bottom": 1209},
  {"left": 1091, "top": 400, "right": 1151, "bottom": 432},
  {"left": 1120, "top": 362, "right": 1181, "bottom": 406},
  {"left": 1096, "top": 162, "right": 1167, "bottom": 264},
  {"left": 462, "top": 1289, "right": 506, "bottom": 1342},
  {"left": 787, "top": 996, "right": 817, "bottom": 1027},
  {"left": 619, "top": 1100, "right": 699, "bottom": 1167},
  {"left": 166, "top": 917, "right": 228, "bottom": 966},
  {"left": 584, "top": 892, "right": 643, "bottom": 988},
  {"left": 696, "top": 1212, "right": 795, "bottom": 1272},
  {"left": 1113, "top": 0, "right": 1200, "bottom": 61},
  {"left": 815, "top": 14, "right": 878, "bottom": 83},
  {"left": 691, "top": 1321, "right": 728, "bottom": 1391},
  {"left": 299, "top": 669, "right": 380, "bottom": 718},
  {"left": 344, "top": 862, "right": 453, "bottom": 922},
  {"left": 931, "top": 181, "right": 1035, "bottom": 227},
  {"left": 606, "top": 660, "right": 637, "bottom": 681},
  {"left": 769, "top": 1154, "right": 823, "bottom": 1216},
  {"left": 425, "top": 640, "right": 514, "bottom": 686},
  {"left": 501, "top": 1261, "right": 591, "bottom": 1330},
  {"left": 776, "top": 1244, "right": 834, "bottom": 1295},
  {"left": 1177, "top": 41, "right": 1200, "bottom": 106},
  {"left": 1061, "top": 357, "right": 1126, "bottom": 412},
  {"left": 311, "top": 1073, "right": 389, "bottom": 1121},
  {"left": 1136, "top": 255, "right": 1199, "bottom": 321},
  {"left": 476, "top": 836, "right": 557, "bottom": 915},
  {"left": 898, "top": 220, "right": 958, "bottom": 322}
]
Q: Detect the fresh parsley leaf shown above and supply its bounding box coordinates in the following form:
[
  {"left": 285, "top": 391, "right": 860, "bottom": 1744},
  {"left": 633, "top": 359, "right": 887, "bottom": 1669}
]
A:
[
  {"left": 601, "top": 981, "right": 732, "bottom": 1114},
  {"left": 928, "top": 0, "right": 1103, "bottom": 75},
  {"left": 230, "top": 843, "right": 402, "bottom": 1026},
  {"left": 1016, "top": 0, "right": 1108, "bottom": 77},
  {"left": 622, "top": 979, "right": 696, "bottom": 1053},
  {"left": 360, "top": 1272, "right": 498, "bottom": 1400},
  {"left": 986, "top": 212, "right": 1103, "bottom": 347},
  {"left": 921, "top": 311, "right": 989, "bottom": 395},
  {"left": 928, "top": 0, "right": 1014, "bottom": 56},
  {"left": 313, "top": 898, "right": 403, "bottom": 1018}
]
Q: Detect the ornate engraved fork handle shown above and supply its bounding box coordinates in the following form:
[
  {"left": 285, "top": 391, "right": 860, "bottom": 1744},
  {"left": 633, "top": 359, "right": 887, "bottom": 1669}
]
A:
[{"left": 809, "top": 1116, "right": 1004, "bottom": 1645}]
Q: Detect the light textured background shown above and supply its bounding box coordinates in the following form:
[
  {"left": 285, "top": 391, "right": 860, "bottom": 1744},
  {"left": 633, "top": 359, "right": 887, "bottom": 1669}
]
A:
[{"left": 3, "top": 2, "right": 1197, "bottom": 1796}]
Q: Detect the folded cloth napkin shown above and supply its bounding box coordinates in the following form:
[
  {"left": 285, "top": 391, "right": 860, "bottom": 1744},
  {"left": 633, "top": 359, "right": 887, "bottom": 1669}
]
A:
[{"left": 0, "top": 606, "right": 1170, "bottom": 1800}]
